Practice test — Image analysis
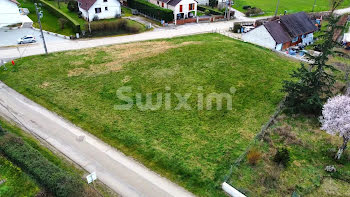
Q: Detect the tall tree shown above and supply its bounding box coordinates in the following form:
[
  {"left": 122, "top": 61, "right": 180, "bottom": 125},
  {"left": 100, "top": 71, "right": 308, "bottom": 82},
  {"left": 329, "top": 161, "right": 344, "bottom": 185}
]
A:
[
  {"left": 321, "top": 95, "right": 350, "bottom": 159},
  {"left": 282, "top": 15, "right": 343, "bottom": 115}
]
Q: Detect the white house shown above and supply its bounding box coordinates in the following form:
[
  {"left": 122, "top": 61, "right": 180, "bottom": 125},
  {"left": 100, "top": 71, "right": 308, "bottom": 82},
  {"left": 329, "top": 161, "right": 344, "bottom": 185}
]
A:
[
  {"left": 77, "top": 0, "right": 121, "bottom": 21},
  {"left": 196, "top": 0, "right": 208, "bottom": 6},
  {"left": 242, "top": 12, "right": 318, "bottom": 51},
  {"left": 0, "top": 0, "right": 22, "bottom": 28},
  {"left": 149, "top": 0, "right": 197, "bottom": 20}
]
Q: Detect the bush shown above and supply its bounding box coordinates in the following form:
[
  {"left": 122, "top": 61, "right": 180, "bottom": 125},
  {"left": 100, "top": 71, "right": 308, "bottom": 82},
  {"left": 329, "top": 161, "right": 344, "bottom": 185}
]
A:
[
  {"left": 67, "top": 0, "right": 78, "bottom": 12},
  {"left": 247, "top": 148, "right": 261, "bottom": 165},
  {"left": 0, "top": 133, "right": 84, "bottom": 197},
  {"left": 58, "top": 18, "right": 68, "bottom": 30},
  {"left": 197, "top": 5, "right": 224, "bottom": 15},
  {"left": 204, "top": 9, "right": 210, "bottom": 15},
  {"left": 128, "top": 0, "right": 174, "bottom": 22},
  {"left": 245, "top": 7, "right": 263, "bottom": 17},
  {"left": 0, "top": 125, "right": 4, "bottom": 136},
  {"left": 85, "top": 19, "right": 129, "bottom": 32},
  {"left": 126, "top": 24, "right": 141, "bottom": 33},
  {"left": 273, "top": 148, "right": 290, "bottom": 167}
]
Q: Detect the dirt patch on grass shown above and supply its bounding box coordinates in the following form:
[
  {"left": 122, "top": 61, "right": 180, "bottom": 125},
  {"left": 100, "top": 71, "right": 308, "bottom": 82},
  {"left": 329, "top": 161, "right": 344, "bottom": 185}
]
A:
[
  {"left": 68, "top": 41, "right": 201, "bottom": 77},
  {"left": 38, "top": 82, "right": 51, "bottom": 89}
]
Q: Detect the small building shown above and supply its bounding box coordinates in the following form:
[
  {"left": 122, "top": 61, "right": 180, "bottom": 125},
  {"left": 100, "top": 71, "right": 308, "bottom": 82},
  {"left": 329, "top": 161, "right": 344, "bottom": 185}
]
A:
[
  {"left": 0, "top": 0, "right": 21, "bottom": 28},
  {"left": 78, "top": 0, "right": 121, "bottom": 21},
  {"left": 149, "top": 0, "right": 197, "bottom": 20},
  {"left": 242, "top": 12, "right": 318, "bottom": 51}
]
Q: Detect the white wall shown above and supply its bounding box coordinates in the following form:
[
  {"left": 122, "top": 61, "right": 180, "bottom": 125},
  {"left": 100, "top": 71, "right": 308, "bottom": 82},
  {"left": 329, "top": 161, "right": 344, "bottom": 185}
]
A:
[
  {"left": 196, "top": 0, "right": 208, "bottom": 5},
  {"left": 242, "top": 26, "right": 276, "bottom": 50},
  {"left": 173, "top": 0, "right": 197, "bottom": 18},
  {"left": 0, "top": 0, "right": 21, "bottom": 28},
  {"left": 80, "top": 0, "right": 121, "bottom": 21}
]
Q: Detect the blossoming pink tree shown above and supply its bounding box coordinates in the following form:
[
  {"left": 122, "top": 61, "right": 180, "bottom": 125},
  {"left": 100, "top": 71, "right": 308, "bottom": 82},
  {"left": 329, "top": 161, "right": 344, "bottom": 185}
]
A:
[{"left": 320, "top": 95, "right": 350, "bottom": 160}]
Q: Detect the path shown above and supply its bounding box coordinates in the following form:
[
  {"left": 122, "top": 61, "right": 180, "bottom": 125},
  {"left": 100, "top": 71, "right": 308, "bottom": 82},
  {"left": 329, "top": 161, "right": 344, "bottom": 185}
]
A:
[{"left": 0, "top": 81, "right": 195, "bottom": 197}]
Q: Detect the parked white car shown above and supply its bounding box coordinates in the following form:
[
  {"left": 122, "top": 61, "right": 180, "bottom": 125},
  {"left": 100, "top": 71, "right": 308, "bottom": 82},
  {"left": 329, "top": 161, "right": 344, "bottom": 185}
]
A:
[{"left": 17, "top": 35, "right": 36, "bottom": 44}]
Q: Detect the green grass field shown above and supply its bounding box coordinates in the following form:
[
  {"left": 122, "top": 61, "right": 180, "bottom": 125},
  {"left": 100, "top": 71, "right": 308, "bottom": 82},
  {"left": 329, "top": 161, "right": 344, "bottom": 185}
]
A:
[
  {"left": 233, "top": 0, "right": 350, "bottom": 16},
  {"left": 0, "top": 34, "right": 299, "bottom": 196},
  {"left": 0, "top": 156, "right": 40, "bottom": 196}
]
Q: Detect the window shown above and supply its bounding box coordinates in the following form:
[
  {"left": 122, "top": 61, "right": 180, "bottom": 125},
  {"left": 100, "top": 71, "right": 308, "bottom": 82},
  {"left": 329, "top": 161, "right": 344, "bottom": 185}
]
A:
[
  {"left": 105, "top": 7, "right": 108, "bottom": 11},
  {"left": 95, "top": 8, "right": 101, "bottom": 13},
  {"left": 189, "top": 3, "right": 194, "bottom": 10},
  {"left": 292, "top": 36, "right": 298, "bottom": 43},
  {"left": 162, "top": 2, "right": 164, "bottom": 7},
  {"left": 157, "top": 0, "right": 159, "bottom": 4},
  {"left": 179, "top": 5, "right": 183, "bottom": 12},
  {"left": 103, "top": 0, "right": 107, "bottom": 2}
]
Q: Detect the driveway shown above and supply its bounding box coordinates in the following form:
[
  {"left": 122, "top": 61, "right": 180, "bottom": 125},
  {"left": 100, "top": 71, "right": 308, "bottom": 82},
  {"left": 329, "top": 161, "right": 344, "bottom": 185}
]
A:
[
  {"left": 0, "top": 27, "right": 68, "bottom": 47},
  {"left": 0, "top": 81, "right": 195, "bottom": 197}
]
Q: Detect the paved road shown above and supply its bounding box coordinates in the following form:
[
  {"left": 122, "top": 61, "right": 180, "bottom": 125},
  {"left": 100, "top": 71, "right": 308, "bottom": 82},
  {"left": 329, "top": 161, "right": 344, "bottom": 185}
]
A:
[
  {"left": 0, "top": 81, "right": 194, "bottom": 197},
  {"left": 0, "top": 19, "right": 251, "bottom": 60},
  {"left": 0, "top": 27, "right": 68, "bottom": 47}
]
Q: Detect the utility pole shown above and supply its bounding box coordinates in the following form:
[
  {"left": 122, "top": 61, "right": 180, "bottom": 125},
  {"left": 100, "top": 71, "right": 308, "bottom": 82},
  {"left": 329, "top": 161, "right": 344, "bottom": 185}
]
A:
[
  {"left": 274, "top": 0, "right": 280, "bottom": 17},
  {"left": 312, "top": 0, "right": 317, "bottom": 12},
  {"left": 34, "top": 3, "right": 48, "bottom": 55}
]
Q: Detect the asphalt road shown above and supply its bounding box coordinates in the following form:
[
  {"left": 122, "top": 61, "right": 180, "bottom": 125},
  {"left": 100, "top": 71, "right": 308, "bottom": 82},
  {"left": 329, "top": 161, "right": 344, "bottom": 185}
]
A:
[{"left": 0, "top": 81, "right": 195, "bottom": 197}]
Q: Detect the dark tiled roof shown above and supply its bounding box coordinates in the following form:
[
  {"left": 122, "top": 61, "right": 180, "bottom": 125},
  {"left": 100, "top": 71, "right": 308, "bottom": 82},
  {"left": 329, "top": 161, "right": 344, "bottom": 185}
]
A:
[
  {"left": 168, "top": 0, "right": 181, "bottom": 6},
  {"left": 264, "top": 21, "right": 292, "bottom": 44},
  {"left": 280, "top": 12, "right": 318, "bottom": 37},
  {"left": 78, "top": 0, "right": 97, "bottom": 10}
]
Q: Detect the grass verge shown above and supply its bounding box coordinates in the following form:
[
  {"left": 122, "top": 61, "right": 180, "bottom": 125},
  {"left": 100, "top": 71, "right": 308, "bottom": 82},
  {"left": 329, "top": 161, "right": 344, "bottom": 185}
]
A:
[{"left": 233, "top": 0, "right": 350, "bottom": 16}]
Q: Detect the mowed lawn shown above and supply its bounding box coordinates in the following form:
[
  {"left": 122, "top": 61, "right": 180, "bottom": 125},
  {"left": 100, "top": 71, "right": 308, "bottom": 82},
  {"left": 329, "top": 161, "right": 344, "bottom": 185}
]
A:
[
  {"left": 233, "top": 0, "right": 350, "bottom": 15},
  {"left": 0, "top": 34, "right": 298, "bottom": 196}
]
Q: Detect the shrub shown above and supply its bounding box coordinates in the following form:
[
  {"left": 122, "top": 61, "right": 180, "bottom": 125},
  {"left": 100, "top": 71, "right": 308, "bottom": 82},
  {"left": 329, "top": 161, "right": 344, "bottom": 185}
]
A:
[
  {"left": 67, "top": 0, "right": 78, "bottom": 12},
  {"left": 85, "top": 19, "right": 129, "bottom": 33},
  {"left": 128, "top": 0, "right": 174, "bottom": 22},
  {"left": 204, "top": 9, "right": 210, "bottom": 15},
  {"left": 247, "top": 148, "right": 262, "bottom": 165},
  {"left": 0, "top": 133, "right": 84, "bottom": 197},
  {"left": 0, "top": 125, "right": 5, "bottom": 136},
  {"left": 245, "top": 7, "right": 263, "bottom": 17},
  {"left": 126, "top": 25, "right": 141, "bottom": 33},
  {"left": 58, "top": 18, "right": 68, "bottom": 30},
  {"left": 197, "top": 5, "right": 224, "bottom": 15},
  {"left": 273, "top": 148, "right": 290, "bottom": 167}
]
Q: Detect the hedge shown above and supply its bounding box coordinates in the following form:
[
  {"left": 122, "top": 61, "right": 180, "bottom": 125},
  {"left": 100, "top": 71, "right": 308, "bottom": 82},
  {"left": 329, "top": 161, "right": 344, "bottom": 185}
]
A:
[
  {"left": 197, "top": 5, "right": 224, "bottom": 15},
  {"left": 128, "top": 0, "right": 173, "bottom": 22},
  {"left": 0, "top": 133, "right": 84, "bottom": 197},
  {"left": 39, "top": 0, "right": 81, "bottom": 33}
]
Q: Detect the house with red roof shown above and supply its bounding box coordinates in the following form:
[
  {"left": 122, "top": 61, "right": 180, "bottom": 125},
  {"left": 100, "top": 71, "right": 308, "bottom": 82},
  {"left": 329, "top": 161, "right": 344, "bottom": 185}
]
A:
[{"left": 77, "top": 0, "right": 121, "bottom": 21}]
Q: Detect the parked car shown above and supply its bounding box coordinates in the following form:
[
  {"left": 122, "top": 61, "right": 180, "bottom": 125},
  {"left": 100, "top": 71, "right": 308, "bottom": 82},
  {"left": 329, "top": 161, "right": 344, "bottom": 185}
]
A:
[{"left": 17, "top": 35, "right": 36, "bottom": 44}]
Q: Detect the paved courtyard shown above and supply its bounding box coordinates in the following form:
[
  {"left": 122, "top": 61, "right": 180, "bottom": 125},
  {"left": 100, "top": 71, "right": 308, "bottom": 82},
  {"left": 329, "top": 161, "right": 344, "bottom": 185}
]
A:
[{"left": 0, "top": 27, "right": 68, "bottom": 47}]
